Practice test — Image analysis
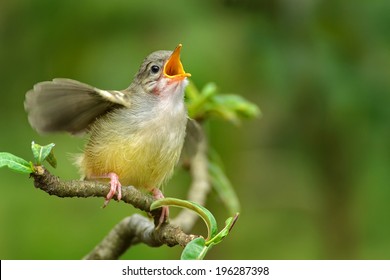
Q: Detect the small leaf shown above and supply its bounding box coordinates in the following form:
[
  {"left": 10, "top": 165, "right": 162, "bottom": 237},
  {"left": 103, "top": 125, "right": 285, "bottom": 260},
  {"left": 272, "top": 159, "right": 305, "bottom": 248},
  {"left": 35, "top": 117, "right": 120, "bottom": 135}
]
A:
[
  {"left": 150, "top": 197, "right": 218, "bottom": 240},
  {"left": 186, "top": 82, "right": 217, "bottom": 119},
  {"left": 181, "top": 214, "right": 239, "bottom": 259},
  {"left": 31, "top": 142, "right": 40, "bottom": 164},
  {"left": 200, "top": 82, "right": 218, "bottom": 97},
  {"left": 206, "top": 213, "right": 239, "bottom": 246},
  {"left": 31, "top": 142, "right": 56, "bottom": 167},
  {"left": 45, "top": 149, "right": 57, "bottom": 168},
  {"left": 0, "top": 152, "right": 34, "bottom": 174},
  {"left": 206, "top": 104, "right": 241, "bottom": 125},
  {"left": 181, "top": 237, "right": 210, "bottom": 260},
  {"left": 213, "top": 94, "right": 261, "bottom": 120},
  {"left": 186, "top": 81, "right": 260, "bottom": 124}
]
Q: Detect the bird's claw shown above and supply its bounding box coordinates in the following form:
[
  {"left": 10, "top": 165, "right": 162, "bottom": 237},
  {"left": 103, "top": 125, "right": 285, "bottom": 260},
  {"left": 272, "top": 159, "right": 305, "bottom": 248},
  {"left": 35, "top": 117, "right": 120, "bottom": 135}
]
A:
[{"left": 103, "top": 172, "right": 122, "bottom": 207}]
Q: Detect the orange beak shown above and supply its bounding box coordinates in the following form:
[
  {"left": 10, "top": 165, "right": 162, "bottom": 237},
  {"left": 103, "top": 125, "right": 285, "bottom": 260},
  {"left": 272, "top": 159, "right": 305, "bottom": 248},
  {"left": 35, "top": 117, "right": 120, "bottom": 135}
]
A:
[{"left": 163, "top": 44, "right": 191, "bottom": 80}]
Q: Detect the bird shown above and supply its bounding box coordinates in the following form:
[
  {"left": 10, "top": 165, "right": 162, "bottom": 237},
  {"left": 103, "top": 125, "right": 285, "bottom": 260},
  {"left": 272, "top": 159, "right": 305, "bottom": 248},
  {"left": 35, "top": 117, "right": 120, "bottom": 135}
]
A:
[{"left": 24, "top": 44, "right": 191, "bottom": 225}]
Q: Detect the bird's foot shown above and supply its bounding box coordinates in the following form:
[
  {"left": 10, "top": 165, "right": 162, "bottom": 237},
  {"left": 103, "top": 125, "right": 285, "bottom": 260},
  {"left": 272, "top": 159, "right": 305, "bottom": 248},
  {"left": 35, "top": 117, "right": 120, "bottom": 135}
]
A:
[
  {"left": 152, "top": 188, "right": 169, "bottom": 227},
  {"left": 104, "top": 172, "right": 122, "bottom": 207},
  {"left": 90, "top": 172, "right": 122, "bottom": 207}
]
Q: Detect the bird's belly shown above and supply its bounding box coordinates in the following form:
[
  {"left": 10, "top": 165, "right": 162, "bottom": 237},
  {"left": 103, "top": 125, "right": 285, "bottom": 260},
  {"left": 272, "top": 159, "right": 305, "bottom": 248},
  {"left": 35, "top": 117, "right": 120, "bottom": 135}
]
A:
[{"left": 80, "top": 119, "right": 186, "bottom": 190}]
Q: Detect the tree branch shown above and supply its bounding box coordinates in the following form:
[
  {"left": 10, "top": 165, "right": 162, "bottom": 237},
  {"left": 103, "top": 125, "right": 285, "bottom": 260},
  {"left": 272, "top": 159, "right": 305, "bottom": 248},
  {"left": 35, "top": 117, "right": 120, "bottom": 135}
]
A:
[
  {"left": 29, "top": 122, "right": 210, "bottom": 259},
  {"left": 31, "top": 166, "right": 197, "bottom": 250},
  {"left": 83, "top": 214, "right": 195, "bottom": 259},
  {"left": 32, "top": 165, "right": 154, "bottom": 214}
]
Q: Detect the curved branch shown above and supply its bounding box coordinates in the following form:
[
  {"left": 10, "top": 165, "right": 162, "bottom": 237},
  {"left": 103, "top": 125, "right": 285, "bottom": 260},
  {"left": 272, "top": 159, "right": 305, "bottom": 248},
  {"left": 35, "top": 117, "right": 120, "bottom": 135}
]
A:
[{"left": 83, "top": 214, "right": 195, "bottom": 259}]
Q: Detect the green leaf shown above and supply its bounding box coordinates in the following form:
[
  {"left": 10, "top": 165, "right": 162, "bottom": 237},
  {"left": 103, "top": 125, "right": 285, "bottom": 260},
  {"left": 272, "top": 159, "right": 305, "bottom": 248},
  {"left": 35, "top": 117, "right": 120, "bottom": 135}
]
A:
[
  {"left": 201, "top": 82, "right": 218, "bottom": 97},
  {"left": 181, "top": 237, "right": 210, "bottom": 260},
  {"left": 209, "top": 151, "right": 240, "bottom": 215},
  {"left": 0, "top": 152, "right": 34, "bottom": 174},
  {"left": 187, "top": 82, "right": 217, "bottom": 119},
  {"left": 206, "top": 213, "right": 239, "bottom": 246},
  {"left": 150, "top": 197, "right": 218, "bottom": 240},
  {"left": 31, "top": 142, "right": 56, "bottom": 167},
  {"left": 45, "top": 149, "right": 57, "bottom": 168},
  {"left": 202, "top": 94, "right": 260, "bottom": 125},
  {"left": 181, "top": 214, "right": 239, "bottom": 259},
  {"left": 186, "top": 81, "right": 260, "bottom": 124},
  {"left": 213, "top": 94, "right": 261, "bottom": 120},
  {"left": 206, "top": 104, "right": 241, "bottom": 125}
]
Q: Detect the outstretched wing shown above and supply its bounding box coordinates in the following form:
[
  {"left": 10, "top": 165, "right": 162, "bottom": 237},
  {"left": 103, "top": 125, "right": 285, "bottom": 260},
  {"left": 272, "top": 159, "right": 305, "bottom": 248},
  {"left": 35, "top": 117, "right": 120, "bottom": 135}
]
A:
[{"left": 24, "top": 78, "right": 131, "bottom": 134}]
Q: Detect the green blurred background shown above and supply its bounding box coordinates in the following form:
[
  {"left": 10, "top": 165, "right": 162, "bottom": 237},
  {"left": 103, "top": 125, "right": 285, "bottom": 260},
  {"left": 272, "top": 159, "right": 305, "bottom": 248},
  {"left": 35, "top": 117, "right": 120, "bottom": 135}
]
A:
[{"left": 1, "top": 0, "right": 390, "bottom": 259}]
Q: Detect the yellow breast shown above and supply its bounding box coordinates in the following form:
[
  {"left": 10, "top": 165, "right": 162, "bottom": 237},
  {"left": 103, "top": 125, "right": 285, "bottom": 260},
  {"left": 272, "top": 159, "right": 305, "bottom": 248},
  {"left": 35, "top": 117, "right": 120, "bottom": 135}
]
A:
[{"left": 79, "top": 105, "right": 187, "bottom": 191}]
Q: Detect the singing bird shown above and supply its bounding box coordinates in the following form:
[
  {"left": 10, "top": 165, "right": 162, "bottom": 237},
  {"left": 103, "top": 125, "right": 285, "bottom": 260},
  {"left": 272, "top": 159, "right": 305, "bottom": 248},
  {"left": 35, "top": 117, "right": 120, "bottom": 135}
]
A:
[{"left": 25, "top": 44, "right": 191, "bottom": 225}]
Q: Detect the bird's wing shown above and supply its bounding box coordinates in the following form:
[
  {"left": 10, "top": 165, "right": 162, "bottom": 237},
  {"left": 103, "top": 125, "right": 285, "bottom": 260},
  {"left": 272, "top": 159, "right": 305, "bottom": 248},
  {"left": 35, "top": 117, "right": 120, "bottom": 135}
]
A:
[{"left": 25, "top": 78, "right": 131, "bottom": 134}]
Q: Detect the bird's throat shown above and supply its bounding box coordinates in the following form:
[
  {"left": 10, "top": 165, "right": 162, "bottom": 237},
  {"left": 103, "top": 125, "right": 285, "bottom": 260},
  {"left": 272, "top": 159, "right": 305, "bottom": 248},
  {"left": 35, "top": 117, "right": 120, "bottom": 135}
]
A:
[{"left": 154, "top": 76, "right": 188, "bottom": 98}]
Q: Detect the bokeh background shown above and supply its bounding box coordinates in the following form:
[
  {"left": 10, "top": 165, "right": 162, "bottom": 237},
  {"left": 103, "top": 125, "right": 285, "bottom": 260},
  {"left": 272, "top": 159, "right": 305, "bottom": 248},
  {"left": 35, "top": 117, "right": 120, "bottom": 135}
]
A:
[{"left": 1, "top": 0, "right": 390, "bottom": 259}]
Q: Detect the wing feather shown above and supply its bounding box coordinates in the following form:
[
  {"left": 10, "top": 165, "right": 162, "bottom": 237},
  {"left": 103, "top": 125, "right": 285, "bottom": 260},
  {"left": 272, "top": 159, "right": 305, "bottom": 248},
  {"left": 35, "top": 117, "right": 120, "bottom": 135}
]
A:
[{"left": 25, "top": 78, "right": 130, "bottom": 134}]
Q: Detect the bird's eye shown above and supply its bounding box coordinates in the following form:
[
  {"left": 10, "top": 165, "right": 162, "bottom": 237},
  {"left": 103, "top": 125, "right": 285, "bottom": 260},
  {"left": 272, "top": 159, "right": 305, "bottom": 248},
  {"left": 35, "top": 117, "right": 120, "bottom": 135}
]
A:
[{"left": 150, "top": 65, "right": 160, "bottom": 74}]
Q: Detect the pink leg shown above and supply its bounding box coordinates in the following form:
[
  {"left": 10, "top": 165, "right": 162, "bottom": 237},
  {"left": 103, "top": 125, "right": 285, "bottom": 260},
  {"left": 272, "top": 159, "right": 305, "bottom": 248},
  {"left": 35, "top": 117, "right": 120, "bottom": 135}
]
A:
[
  {"left": 152, "top": 188, "right": 169, "bottom": 226},
  {"left": 105, "top": 172, "right": 122, "bottom": 207},
  {"left": 90, "top": 172, "right": 122, "bottom": 207}
]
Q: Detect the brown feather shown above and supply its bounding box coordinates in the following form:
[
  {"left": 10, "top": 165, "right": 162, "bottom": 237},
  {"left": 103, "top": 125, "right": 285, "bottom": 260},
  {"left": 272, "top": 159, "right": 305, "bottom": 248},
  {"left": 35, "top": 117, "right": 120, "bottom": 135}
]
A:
[{"left": 24, "top": 78, "right": 121, "bottom": 134}]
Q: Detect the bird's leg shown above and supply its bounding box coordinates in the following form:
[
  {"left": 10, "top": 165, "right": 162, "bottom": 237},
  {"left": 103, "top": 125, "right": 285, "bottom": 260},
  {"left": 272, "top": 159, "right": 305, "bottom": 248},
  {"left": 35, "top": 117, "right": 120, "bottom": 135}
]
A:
[
  {"left": 104, "top": 172, "right": 122, "bottom": 207},
  {"left": 89, "top": 172, "right": 122, "bottom": 207},
  {"left": 152, "top": 188, "right": 169, "bottom": 227}
]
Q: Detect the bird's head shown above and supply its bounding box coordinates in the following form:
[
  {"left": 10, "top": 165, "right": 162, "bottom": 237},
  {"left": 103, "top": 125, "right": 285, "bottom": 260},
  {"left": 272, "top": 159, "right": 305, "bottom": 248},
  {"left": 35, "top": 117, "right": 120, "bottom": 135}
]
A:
[{"left": 135, "top": 44, "right": 191, "bottom": 96}]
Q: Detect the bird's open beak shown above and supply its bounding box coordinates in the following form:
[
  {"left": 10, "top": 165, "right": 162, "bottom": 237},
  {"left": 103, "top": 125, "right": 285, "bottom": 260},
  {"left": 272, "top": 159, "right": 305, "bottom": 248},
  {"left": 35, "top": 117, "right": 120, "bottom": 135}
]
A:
[{"left": 164, "top": 44, "right": 191, "bottom": 80}]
